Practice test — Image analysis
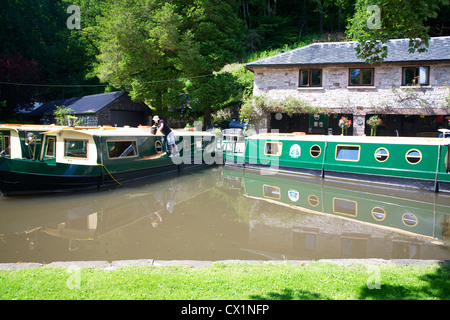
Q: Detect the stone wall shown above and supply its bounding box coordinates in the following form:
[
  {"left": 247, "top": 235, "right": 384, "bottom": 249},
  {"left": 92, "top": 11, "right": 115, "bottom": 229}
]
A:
[
  {"left": 253, "top": 63, "right": 450, "bottom": 115},
  {"left": 251, "top": 63, "right": 450, "bottom": 135}
]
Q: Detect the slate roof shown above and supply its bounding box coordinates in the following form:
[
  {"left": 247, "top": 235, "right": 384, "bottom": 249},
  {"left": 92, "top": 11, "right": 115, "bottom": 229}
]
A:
[
  {"left": 30, "top": 90, "right": 126, "bottom": 116},
  {"left": 246, "top": 36, "right": 450, "bottom": 68}
]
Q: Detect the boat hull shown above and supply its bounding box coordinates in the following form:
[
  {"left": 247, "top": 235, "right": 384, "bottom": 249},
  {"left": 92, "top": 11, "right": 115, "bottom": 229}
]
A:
[
  {"left": 242, "top": 162, "right": 450, "bottom": 193},
  {"left": 0, "top": 160, "right": 211, "bottom": 196}
]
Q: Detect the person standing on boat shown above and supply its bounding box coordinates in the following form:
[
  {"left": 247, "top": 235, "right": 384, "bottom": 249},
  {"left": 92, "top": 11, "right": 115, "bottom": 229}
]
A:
[{"left": 153, "top": 115, "right": 179, "bottom": 157}]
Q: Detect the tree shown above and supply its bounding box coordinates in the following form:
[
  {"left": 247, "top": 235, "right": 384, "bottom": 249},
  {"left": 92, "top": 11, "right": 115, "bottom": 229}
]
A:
[
  {"left": 0, "top": 54, "right": 42, "bottom": 119},
  {"left": 0, "top": 0, "right": 105, "bottom": 121},
  {"left": 54, "top": 105, "right": 77, "bottom": 125},
  {"left": 346, "top": 0, "right": 449, "bottom": 63},
  {"left": 177, "top": 0, "right": 246, "bottom": 126},
  {"left": 94, "top": 0, "right": 184, "bottom": 113},
  {"left": 187, "top": 72, "right": 242, "bottom": 127},
  {"left": 93, "top": 0, "right": 245, "bottom": 126}
]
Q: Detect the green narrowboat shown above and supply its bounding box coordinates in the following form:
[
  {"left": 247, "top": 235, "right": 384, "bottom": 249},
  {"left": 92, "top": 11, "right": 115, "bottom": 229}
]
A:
[
  {"left": 0, "top": 124, "right": 218, "bottom": 196},
  {"left": 224, "top": 133, "right": 450, "bottom": 193}
]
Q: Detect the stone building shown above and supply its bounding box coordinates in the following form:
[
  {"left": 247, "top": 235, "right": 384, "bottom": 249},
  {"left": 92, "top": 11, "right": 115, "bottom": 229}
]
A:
[
  {"left": 245, "top": 36, "right": 450, "bottom": 136},
  {"left": 29, "top": 90, "right": 152, "bottom": 127}
]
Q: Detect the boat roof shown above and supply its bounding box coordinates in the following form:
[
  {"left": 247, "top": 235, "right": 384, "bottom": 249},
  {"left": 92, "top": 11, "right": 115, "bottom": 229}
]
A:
[
  {"left": 0, "top": 124, "right": 66, "bottom": 132},
  {"left": 39, "top": 126, "right": 215, "bottom": 137},
  {"left": 248, "top": 133, "right": 450, "bottom": 146}
]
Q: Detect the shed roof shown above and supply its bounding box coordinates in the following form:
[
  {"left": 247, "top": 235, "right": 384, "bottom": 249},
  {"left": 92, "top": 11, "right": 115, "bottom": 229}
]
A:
[
  {"left": 246, "top": 36, "right": 450, "bottom": 68},
  {"left": 30, "top": 90, "right": 126, "bottom": 116}
]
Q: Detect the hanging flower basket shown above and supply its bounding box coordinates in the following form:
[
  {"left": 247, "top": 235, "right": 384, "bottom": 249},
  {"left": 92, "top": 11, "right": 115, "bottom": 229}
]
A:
[
  {"left": 338, "top": 117, "right": 352, "bottom": 135},
  {"left": 366, "top": 115, "right": 382, "bottom": 136}
]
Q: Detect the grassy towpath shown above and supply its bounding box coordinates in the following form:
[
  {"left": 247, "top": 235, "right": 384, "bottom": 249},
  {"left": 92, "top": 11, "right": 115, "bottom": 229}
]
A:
[{"left": 0, "top": 261, "right": 449, "bottom": 300}]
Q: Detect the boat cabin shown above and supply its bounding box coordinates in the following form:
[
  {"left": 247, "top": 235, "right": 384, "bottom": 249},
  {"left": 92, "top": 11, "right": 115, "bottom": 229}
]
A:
[
  {"left": 224, "top": 133, "right": 450, "bottom": 193},
  {"left": 0, "top": 124, "right": 65, "bottom": 160},
  {"left": 0, "top": 124, "right": 218, "bottom": 196}
]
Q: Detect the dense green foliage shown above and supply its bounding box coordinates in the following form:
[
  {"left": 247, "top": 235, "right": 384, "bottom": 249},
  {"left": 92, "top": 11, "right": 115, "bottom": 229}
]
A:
[
  {"left": 1, "top": 262, "right": 449, "bottom": 300},
  {"left": 1, "top": 0, "right": 449, "bottom": 123},
  {"left": 346, "top": 0, "right": 450, "bottom": 63}
]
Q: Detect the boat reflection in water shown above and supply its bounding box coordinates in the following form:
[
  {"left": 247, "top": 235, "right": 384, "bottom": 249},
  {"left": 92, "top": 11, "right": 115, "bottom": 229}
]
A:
[
  {"left": 0, "top": 167, "right": 449, "bottom": 263},
  {"left": 0, "top": 168, "right": 223, "bottom": 263},
  {"left": 222, "top": 167, "right": 450, "bottom": 261}
]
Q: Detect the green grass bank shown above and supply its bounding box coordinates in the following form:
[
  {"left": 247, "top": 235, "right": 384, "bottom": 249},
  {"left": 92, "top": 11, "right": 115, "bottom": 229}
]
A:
[{"left": 0, "top": 262, "right": 448, "bottom": 300}]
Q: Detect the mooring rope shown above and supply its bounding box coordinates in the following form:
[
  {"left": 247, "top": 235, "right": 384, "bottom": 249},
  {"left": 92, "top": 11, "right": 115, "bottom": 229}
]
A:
[{"left": 98, "top": 163, "right": 122, "bottom": 185}]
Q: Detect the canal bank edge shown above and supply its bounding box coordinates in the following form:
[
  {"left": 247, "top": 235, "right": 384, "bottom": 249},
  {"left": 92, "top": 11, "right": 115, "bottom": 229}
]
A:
[{"left": 0, "top": 259, "right": 448, "bottom": 270}]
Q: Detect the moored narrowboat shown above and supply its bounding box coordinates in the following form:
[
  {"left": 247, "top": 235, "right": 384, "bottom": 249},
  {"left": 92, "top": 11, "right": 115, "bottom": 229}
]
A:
[
  {"left": 0, "top": 124, "right": 218, "bottom": 196},
  {"left": 224, "top": 133, "right": 450, "bottom": 193}
]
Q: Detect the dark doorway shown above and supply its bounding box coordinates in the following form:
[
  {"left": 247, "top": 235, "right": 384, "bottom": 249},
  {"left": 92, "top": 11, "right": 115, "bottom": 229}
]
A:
[
  {"left": 270, "top": 113, "right": 309, "bottom": 133},
  {"left": 110, "top": 110, "right": 144, "bottom": 127},
  {"left": 328, "top": 114, "right": 353, "bottom": 136}
]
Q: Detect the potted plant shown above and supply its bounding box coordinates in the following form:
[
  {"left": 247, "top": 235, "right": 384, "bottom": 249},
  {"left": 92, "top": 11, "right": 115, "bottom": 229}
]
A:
[
  {"left": 366, "top": 115, "right": 382, "bottom": 136},
  {"left": 338, "top": 117, "right": 352, "bottom": 135}
]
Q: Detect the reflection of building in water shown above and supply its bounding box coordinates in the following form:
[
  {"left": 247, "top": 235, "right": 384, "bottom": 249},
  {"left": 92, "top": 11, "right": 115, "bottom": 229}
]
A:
[
  {"left": 248, "top": 204, "right": 448, "bottom": 260},
  {"left": 224, "top": 168, "right": 450, "bottom": 260}
]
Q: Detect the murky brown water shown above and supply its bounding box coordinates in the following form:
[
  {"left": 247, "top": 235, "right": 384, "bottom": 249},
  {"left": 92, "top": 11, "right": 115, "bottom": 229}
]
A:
[{"left": 1, "top": 166, "right": 449, "bottom": 264}]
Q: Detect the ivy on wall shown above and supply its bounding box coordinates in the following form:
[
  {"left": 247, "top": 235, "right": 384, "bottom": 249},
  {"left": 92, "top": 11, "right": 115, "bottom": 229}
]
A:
[{"left": 240, "top": 94, "right": 328, "bottom": 124}]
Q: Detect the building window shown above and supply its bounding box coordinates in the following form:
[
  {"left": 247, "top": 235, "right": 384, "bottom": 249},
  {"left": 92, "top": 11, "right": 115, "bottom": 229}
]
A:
[
  {"left": 349, "top": 68, "right": 374, "bottom": 86},
  {"left": 402, "top": 66, "right": 429, "bottom": 86},
  {"left": 299, "top": 69, "right": 322, "bottom": 87}
]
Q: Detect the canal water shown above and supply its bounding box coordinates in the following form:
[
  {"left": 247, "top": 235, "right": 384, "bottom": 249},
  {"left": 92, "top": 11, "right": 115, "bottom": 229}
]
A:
[{"left": 1, "top": 166, "right": 449, "bottom": 264}]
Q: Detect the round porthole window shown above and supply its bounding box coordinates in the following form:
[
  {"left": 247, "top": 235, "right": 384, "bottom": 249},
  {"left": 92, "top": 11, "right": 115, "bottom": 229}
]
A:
[
  {"left": 406, "top": 149, "right": 422, "bottom": 164},
  {"left": 402, "top": 213, "right": 418, "bottom": 227},
  {"left": 371, "top": 207, "right": 386, "bottom": 221},
  {"left": 310, "top": 145, "right": 321, "bottom": 158},
  {"left": 308, "top": 195, "right": 319, "bottom": 207},
  {"left": 374, "top": 148, "right": 389, "bottom": 162},
  {"left": 155, "top": 140, "right": 163, "bottom": 153},
  {"left": 183, "top": 139, "right": 190, "bottom": 151}
]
